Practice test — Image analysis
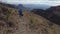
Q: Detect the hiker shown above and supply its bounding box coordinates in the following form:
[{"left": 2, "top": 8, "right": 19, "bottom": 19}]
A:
[{"left": 18, "top": 9, "right": 23, "bottom": 16}]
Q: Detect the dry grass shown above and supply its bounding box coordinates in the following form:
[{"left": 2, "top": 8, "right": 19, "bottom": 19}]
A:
[
  {"left": 0, "top": 5, "right": 19, "bottom": 34},
  {"left": 23, "top": 11, "right": 60, "bottom": 34},
  {"left": 0, "top": 5, "right": 60, "bottom": 34}
]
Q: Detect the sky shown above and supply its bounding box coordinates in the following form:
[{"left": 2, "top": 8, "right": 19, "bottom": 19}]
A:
[{"left": 0, "top": 0, "right": 60, "bottom": 6}]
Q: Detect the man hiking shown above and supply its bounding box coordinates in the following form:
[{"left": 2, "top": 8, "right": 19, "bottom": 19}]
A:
[{"left": 18, "top": 9, "right": 23, "bottom": 16}]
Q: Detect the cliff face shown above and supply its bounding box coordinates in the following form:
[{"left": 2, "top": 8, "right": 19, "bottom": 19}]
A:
[{"left": 0, "top": 4, "right": 60, "bottom": 34}]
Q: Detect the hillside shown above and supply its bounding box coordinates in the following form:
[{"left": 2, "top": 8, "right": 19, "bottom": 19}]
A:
[
  {"left": 46, "top": 6, "right": 60, "bottom": 17},
  {"left": 31, "top": 8, "right": 60, "bottom": 25},
  {"left": 0, "top": 4, "right": 60, "bottom": 34}
]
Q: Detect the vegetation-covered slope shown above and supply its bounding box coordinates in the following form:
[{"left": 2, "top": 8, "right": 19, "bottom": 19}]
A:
[
  {"left": 0, "top": 4, "right": 60, "bottom": 34},
  {"left": 0, "top": 5, "right": 19, "bottom": 34},
  {"left": 31, "top": 9, "right": 60, "bottom": 25}
]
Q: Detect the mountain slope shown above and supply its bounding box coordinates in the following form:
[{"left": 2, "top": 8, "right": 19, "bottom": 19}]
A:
[
  {"left": 0, "top": 4, "right": 60, "bottom": 34},
  {"left": 46, "top": 6, "right": 60, "bottom": 17},
  {"left": 31, "top": 9, "right": 60, "bottom": 25}
]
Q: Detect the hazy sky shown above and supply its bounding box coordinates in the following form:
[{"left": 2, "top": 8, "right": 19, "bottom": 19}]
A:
[{"left": 0, "top": 0, "right": 60, "bottom": 6}]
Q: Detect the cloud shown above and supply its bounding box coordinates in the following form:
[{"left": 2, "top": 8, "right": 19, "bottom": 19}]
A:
[{"left": 0, "top": 0, "right": 60, "bottom": 6}]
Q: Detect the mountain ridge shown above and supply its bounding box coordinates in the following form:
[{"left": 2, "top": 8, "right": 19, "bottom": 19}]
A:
[{"left": 0, "top": 3, "right": 60, "bottom": 34}]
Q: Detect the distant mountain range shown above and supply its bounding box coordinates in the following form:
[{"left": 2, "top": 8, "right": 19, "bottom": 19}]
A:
[
  {"left": 0, "top": 2, "right": 24, "bottom": 9},
  {"left": 0, "top": 2, "right": 52, "bottom": 10},
  {"left": 22, "top": 4, "right": 51, "bottom": 10}
]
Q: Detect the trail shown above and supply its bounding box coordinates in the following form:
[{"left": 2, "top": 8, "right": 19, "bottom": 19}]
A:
[{"left": 14, "top": 11, "right": 60, "bottom": 34}]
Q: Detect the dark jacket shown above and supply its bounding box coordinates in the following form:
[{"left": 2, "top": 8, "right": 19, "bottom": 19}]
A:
[{"left": 18, "top": 9, "right": 23, "bottom": 14}]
